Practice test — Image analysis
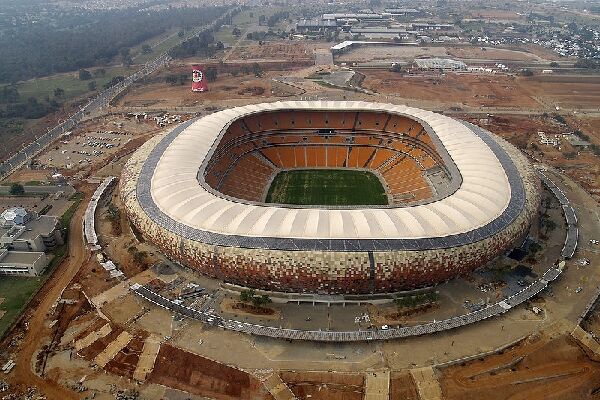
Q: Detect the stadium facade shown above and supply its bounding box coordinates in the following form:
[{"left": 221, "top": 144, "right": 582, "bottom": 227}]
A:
[{"left": 121, "top": 101, "right": 540, "bottom": 294}]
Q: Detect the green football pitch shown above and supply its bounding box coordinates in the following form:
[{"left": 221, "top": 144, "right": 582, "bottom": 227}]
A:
[{"left": 265, "top": 169, "right": 388, "bottom": 206}]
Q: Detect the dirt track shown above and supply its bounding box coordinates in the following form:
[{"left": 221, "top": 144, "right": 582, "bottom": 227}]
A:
[
  {"left": 441, "top": 336, "right": 600, "bottom": 400},
  {"left": 4, "top": 187, "right": 91, "bottom": 399}
]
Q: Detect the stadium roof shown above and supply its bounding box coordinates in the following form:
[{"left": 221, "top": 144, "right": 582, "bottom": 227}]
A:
[{"left": 141, "top": 102, "right": 517, "bottom": 245}]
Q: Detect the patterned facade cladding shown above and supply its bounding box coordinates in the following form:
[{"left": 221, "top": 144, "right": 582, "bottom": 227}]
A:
[{"left": 120, "top": 123, "right": 540, "bottom": 295}]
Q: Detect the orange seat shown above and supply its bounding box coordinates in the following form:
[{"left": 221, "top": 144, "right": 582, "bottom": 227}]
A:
[
  {"left": 306, "top": 146, "right": 317, "bottom": 166},
  {"left": 294, "top": 146, "right": 306, "bottom": 167},
  {"left": 370, "top": 149, "right": 395, "bottom": 169}
]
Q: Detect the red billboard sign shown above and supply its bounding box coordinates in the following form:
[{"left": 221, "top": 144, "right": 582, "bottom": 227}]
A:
[{"left": 191, "top": 65, "right": 208, "bottom": 92}]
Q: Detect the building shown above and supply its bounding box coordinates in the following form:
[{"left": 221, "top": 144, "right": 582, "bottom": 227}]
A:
[
  {"left": 331, "top": 41, "right": 417, "bottom": 55},
  {"left": 384, "top": 8, "right": 420, "bottom": 15},
  {"left": 0, "top": 214, "right": 62, "bottom": 252},
  {"left": 414, "top": 58, "right": 467, "bottom": 70},
  {"left": 0, "top": 249, "right": 47, "bottom": 276},
  {"left": 121, "top": 101, "right": 540, "bottom": 295},
  {"left": 0, "top": 207, "right": 31, "bottom": 226},
  {"left": 411, "top": 23, "right": 454, "bottom": 31},
  {"left": 296, "top": 19, "right": 338, "bottom": 34},
  {"left": 350, "top": 27, "right": 409, "bottom": 39},
  {"left": 0, "top": 207, "right": 61, "bottom": 276},
  {"left": 322, "top": 13, "right": 385, "bottom": 25}
]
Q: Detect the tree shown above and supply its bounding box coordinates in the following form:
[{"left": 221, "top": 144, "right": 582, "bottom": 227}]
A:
[
  {"left": 87, "top": 80, "right": 97, "bottom": 91},
  {"left": 240, "top": 289, "right": 271, "bottom": 308},
  {"left": 78, "top": 69, "right": 92, "bottom": 80},
  {"left": 550, "top": 61, "right": 559, "bottom": 68},
  {"left": 574, "top": 59, "right": 599, "bottom": 69},
  {"left": 53, "top": 87, "right": 65, "bottom": 98},
  {"left": 544, "top": 219, "right": 557, "bottom": 235},
  {"left": 252, "top": 62, "right": 263, "bottom": 77},
  {"left": 520, "top": 68, "right": 534, "bottom": 76},
  {"left": 256, "top": 295, "right": 272, "bottom": 307},
  {"left": 259, "top": 15, "right": 266, "bottom": 25},
  {"left": 232, "top": 27, "right": 241, "bottom": 37},
  {"left": 0, "top": 6, "right": 228, "bottom": 84},
  {"left": 9, "top": 183, "right": 24, "bottom": 196},
  {"left": 141, "top": 44, "right": 152, "bottom": 54},
  {"left": 178, "top": 30, "right": 185, "bottom": 38},
  {"left": 133, "top": 250, "right": 148, "bottom": 264},
  {"left": 120, "top": 48, "right": 132, "bottom": 66},
  {"left": 94, "top": 68, "right": 106, "bottom": 77},
  {"left": 205, "top": 66, "right": 218, "bottom": 82},
  {"left": 0, "top": 85, "right": 20, "bottom": 103},
  {"left": 107, "top": 203, "right": 120, "bottom": 221},
  {"left": 103, "top": 76, "right": 125, "bottom": 89},
  {"left": 240, "top": 289, "right": 256, "bottom": 303}
]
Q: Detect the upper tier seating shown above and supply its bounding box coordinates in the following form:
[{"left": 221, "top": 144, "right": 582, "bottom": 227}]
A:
[{"left": 203, "top": 111, "right": 446, "bottom": 204}]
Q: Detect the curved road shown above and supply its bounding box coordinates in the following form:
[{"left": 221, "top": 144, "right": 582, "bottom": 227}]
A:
[{"left": 9, "top": 190, "right": 90, "bottom": 399}]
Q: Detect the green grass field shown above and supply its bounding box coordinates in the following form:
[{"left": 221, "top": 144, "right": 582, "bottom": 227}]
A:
[
  {"left": 12, "top": 65, "right": 133, "bottom": 102},
  {"left": 266, "top": 169, "right": 388, "bottom": 206},
  {"left": 0, "top": 276, "right": 45, "bottom": 337}
]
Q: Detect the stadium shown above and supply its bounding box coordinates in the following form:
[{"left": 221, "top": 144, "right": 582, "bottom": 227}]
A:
[{"left": 120, "top": 101, "right": 540, "bottom": 295}]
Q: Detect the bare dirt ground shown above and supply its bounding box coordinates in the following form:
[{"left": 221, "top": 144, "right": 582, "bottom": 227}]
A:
[
  {"left": 280, "top": 371, "right": 364, "bottom": 400},
  {"left": 2, "top": 168, "right": 55, "bottom": 184},
  {"left": 518, "top": 44, "right": 567, "bottom": 62},
  {"left": 440, "top": 335, "right": 600, "bottom": 400},
  {"left": 224, "top": 41, "right": 318, "bottom": 63},
  {"left": 147, "top": 344, "right": 274, "bottom": 400},
  {"left": 336, "top": 46, "right": 449, "bottom": 64},
  {"left": 104, "top": 330, "right": 148, "bottom": 379},
  {"left": 361, "top": 69, "right": 600, "bottom": 113},
  {"left": 446, "top": 46, "right": 545, "bottom": 62},
  {"left": 361, "top": 70, "right": 540, "bottom": 108},
  {"left": 519, "top": 75, "right": 600, "bottom": 109},
  {"left": 337, "top": 44, "right": 552, "bottom": 65},
  {"left": 466, "top": 9, "right": 524, "bottom": 20},
  {"left": 117, "top": 69, "right": 303, "bottom": 109},
  {"left": 390, "top": 371, "right": 420, "bottom": 400}
]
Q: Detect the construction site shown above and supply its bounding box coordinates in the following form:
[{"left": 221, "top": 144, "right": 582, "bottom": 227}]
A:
[{"left": 1, "top": 6, "right": 600, "bottom": 400}]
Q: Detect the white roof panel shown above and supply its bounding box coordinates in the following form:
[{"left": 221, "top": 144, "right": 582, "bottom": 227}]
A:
[{"left": 149, "top": 101, "right": 512, "bottom": 240}]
